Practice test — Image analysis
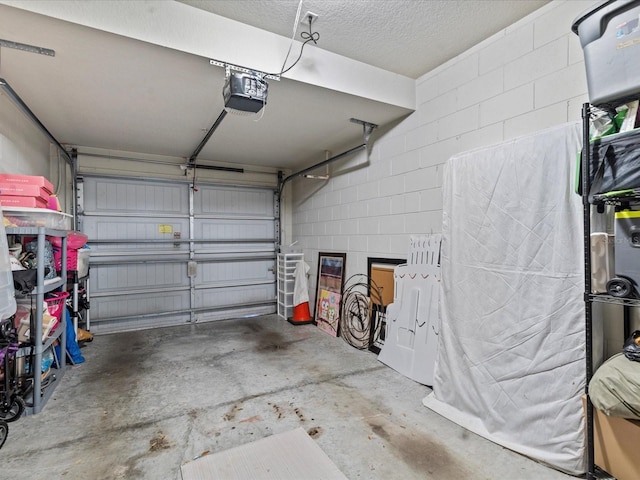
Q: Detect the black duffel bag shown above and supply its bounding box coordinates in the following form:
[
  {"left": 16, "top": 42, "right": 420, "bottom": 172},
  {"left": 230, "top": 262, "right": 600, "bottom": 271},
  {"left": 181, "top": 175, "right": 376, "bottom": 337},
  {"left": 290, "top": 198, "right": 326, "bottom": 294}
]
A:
[{"left": 12, "top": 269, "right": 37, "bottom": 295}]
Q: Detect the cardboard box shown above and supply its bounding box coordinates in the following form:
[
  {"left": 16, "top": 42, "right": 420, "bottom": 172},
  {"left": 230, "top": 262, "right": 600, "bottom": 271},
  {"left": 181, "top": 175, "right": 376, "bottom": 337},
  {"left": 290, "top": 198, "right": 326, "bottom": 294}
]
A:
[{"left": 584, "top": 395, "right": 640, "bottom": 480}]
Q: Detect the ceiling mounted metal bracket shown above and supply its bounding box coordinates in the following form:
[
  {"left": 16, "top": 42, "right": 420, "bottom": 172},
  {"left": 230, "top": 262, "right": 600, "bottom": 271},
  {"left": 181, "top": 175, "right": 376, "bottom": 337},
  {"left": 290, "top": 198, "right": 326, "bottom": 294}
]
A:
[
  {"left": 210, "top": 59, "right": 280, "bottom": 81},
  {"left": 0, "top": 38, "right": 55, "bottom": 57},
  {"left": 279, "top": 119, "right": 377, "bottom": 195},
  {"left": 304, "top": 162, "right": 330, "bottom": 180},
  {"left": 350, "top": 118, "right": 378, "bottom": 143}
]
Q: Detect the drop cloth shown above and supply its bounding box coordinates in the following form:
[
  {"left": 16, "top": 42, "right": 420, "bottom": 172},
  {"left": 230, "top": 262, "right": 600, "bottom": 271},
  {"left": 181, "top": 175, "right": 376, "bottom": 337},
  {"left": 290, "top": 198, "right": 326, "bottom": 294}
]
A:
[{"left": 423, "top": 122, "right": 586, "bottom": 474}]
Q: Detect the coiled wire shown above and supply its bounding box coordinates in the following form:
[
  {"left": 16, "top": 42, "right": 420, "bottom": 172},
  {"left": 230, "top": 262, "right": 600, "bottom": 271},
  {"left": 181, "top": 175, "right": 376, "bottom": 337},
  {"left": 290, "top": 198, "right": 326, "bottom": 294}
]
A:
[{"left": 340, "top": 274, "right": 384, "bottom": 350}]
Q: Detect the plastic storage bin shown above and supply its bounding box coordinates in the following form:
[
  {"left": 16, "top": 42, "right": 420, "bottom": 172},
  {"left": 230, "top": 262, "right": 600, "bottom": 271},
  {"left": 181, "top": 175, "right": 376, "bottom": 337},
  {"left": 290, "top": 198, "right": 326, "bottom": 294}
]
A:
[
  {"left": 56, "top": 248, "right": 90, "bottom": 277},
  {"left": 0, "top": 205, "right": 17, "bottom": 320},
  {"left": 75, "top": 248, "right": 90, "bottom": 278},
  {"left": 44, "top": 291, "right": 69, "bottom": 322},
  {"left": 572, "top": 0, "right": 640, "bottom": 106},
  {"left": 588, "top": 128, "right": 640, "bottom": 198},
  {"left": 2, "top": 206, "right": 72, "bottom": 230}
]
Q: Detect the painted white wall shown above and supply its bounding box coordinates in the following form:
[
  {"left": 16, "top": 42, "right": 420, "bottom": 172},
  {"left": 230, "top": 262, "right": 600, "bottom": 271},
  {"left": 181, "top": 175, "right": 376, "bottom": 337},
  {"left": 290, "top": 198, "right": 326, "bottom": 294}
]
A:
[
  {"left": 0, "top": 91, "right": 71, "bottom": 211},
  {"left": 0, "top": 92, "right": 51, "bottom": 176},
  {"left": 291, "top": 0, "right": 632, "bottom": 355}
]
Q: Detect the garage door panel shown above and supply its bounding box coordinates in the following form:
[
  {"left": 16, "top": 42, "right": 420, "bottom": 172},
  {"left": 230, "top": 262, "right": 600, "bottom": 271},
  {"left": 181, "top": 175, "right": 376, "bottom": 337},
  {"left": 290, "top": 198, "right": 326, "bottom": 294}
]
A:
[
  {"left": 195, "top": 284, "right": 275, "bottom": 309},
  {"left": 92, "top": 298, "right": 191, "bottom": 334},
  {"left": 93, "top": 262, "right": 188, "bottom": 293},
  {"left": 194, "top": 186, "right": 273, "bottom": 216},
  {"left": 81, "top": 175, "right": 276, "bottom": 333},
  {"left": 83, "top": 177, "right": 188, "bottom": 214},
  {"left": 195, "top": 219, "right": 274, "bottom": 241},
  {"left": 94, "top": 291, "right": 189, "bottom": 318},
  {"left": 193, "top": 244, "right": 274, "bottom": 256},
  {"left": 82, "top": 217, "right": 190, "bottom": 253},
  {"left": 196, "top": 259, "right": 275, "bottom": 286}
]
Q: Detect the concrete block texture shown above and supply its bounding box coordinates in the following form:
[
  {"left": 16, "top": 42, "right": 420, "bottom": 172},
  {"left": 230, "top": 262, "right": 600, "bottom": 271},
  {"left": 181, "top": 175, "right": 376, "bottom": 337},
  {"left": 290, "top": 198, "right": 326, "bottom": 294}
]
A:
[
  {"left": 504, "top": 37, "right": 568, "bottom": 90},
  {"left": 294, "top": 0, "right": 592, "bottom": 291},
  {"left": 535, "top": 62, "right": 588, "bottom": 109},
  {"left": 533, "top": 0, "right": 595, "bottom": 49},
  {"left": 457, "top": 68, "right": 504, "bottom": 110},
  {"left": 480, "top": 84, "right": 534, "bottom": 127},
  {"left": 479, "top": 23, "right": 534, "bottom": 75}
]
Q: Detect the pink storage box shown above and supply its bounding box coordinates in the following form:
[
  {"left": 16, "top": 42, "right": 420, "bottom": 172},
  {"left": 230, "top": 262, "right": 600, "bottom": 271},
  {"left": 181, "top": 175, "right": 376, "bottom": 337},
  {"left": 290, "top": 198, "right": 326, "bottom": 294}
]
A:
[
  {"left": 0, "top": 195, "right": 48, "bottom": 208},
  {"left": 0, "top": 174, "right": 53, "bottom": 194},
  {"left": 0, "top": 182, "right": 51, "bottom": 200},
  {"left": 47, "top": 195, "right": 61, "bottom": 211}
]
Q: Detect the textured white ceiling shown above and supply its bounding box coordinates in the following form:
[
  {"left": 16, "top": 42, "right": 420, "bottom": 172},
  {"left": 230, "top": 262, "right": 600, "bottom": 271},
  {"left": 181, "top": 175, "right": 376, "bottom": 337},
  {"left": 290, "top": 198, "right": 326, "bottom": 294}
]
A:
[
  {"left": 178, "top": 0, "right": 550, "bottom": 79},
  {"left": 0, "top": 0, "right": 551, "bottom": 172}
]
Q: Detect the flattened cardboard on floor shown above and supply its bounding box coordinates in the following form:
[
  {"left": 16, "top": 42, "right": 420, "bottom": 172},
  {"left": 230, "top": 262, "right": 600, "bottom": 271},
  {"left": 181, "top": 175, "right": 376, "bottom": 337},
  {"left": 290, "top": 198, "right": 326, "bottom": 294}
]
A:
[{"left": 181, "top": 427, "right": 347, "bottom": 480}]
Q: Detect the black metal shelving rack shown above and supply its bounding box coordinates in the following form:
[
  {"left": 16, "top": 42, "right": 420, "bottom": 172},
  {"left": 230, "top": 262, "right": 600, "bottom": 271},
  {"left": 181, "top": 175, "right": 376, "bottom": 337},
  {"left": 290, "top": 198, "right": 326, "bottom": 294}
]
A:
[
  {"left": 581, "top": 103, "right": 595, "bottom": 480},
  {"left": 581, "top": 103, "right": 636, "bottom": 480}
]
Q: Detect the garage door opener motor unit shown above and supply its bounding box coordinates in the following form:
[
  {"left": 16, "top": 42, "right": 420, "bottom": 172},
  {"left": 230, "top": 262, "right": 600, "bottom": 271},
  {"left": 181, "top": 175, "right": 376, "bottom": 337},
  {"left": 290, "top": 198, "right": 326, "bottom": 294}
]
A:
[
  {"left": 223, "top": 72, "right": 268, "bottom": 114},
  {"left": 188, "top": 70, "right": 269, "bottom": 167}
]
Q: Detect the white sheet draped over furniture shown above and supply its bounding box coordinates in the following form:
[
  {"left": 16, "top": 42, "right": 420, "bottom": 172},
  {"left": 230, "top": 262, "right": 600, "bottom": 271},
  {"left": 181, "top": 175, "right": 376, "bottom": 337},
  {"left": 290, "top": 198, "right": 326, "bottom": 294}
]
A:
[{"left": 422, "top": 122, "right": 586, "bottom": 474}]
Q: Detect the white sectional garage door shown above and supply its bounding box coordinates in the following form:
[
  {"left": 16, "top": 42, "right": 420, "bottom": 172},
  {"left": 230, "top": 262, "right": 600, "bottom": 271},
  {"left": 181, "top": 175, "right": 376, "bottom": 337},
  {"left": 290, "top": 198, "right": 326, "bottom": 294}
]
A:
[{"left": 78, "top": 175, "right": 277, "bottom": 334}]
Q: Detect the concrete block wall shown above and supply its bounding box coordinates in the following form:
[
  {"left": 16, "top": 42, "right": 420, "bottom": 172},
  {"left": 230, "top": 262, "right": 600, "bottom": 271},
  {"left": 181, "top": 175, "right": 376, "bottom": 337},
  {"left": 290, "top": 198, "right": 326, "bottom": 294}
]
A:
[{"left": 292, "top": 0, "right": 601, "bottom": 315}]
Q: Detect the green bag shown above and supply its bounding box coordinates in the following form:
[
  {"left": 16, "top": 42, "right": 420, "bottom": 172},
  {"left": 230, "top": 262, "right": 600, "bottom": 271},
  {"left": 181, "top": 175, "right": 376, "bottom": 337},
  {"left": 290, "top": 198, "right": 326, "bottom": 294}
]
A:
[{"left": 589, "top": 353, "right": 640, "bottom": 420}]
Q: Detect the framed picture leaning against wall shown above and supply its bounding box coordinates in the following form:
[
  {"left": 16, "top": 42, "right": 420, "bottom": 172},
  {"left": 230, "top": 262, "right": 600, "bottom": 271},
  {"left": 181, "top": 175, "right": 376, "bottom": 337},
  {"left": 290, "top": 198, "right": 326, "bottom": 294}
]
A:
[{"left": 315, "top": 252, "right": 346, "bottom": 337}]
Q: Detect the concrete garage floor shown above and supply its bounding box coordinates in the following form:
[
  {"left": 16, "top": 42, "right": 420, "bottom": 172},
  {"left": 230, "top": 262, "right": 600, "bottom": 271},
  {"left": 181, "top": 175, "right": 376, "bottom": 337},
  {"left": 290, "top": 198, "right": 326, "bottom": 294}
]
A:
[{"left": 0, "top": 315, "right": 577, "bottom": 480}]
